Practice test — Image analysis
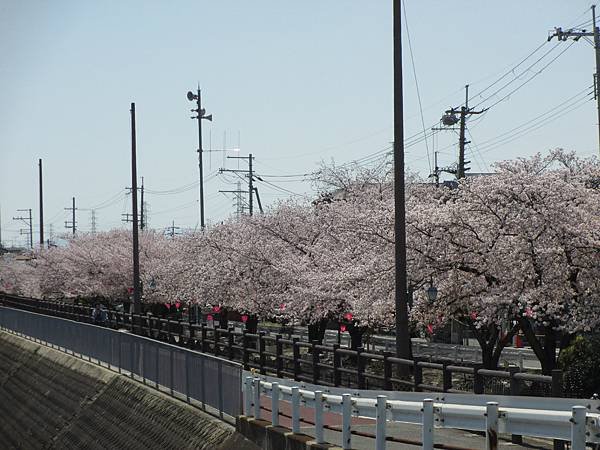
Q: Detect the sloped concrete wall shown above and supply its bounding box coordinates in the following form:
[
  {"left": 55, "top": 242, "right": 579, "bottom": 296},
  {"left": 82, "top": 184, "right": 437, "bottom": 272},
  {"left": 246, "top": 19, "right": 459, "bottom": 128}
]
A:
[{"left": 0, "top": 331, "right": 259, "bottom": 450}]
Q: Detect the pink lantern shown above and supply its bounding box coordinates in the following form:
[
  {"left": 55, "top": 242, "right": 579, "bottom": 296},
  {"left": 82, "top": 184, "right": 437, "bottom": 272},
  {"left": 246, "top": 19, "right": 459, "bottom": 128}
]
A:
[
  {"left": 241, "top": 315, "right": 248, "bottom": 323},
  {"left": 340, "top": 324, "right": 347, "bottom": 332},
  {"left": 469, "top": 311, "right": 477, "bottom": 320},
  {"left": 175, "top": 302, "right": 181, "bottom": 309},
  {"left": 344, "top": 312, "right": 353, "bottom": 321},
  {"left": 426, "top": 324, "right": 434, "bottom": 334},
  {"left": 165, "top": 303, "right": 171, "bottom": 309},
  {"left": 212, "top": 305, "right": 221, "bottom": 313},
  {"left": 207, "top": 314, "right": 214, "bottom": 321}
]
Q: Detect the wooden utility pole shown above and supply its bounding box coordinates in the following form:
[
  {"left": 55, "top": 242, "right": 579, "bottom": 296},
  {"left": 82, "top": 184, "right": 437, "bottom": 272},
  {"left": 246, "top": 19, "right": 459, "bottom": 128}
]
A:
[{"left": 549, "top": 5, "right": 600, "bottom": 156}]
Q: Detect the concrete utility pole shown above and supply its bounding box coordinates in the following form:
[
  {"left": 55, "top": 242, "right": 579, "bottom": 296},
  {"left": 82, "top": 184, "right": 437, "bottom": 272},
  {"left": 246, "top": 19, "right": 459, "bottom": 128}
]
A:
[
  {"left": 130, "top": 102, "right": 141, "bottom": 315},
  {"left": 187, "top": 88, "right": 213, "bottom": 229},
  {"left": 549, "top": 5, "right": 600, "bottom": 156},
  {"left": 140, "top": 176, "right": 145, "bottom": 230},
  {"left": 13, "top": 209, "right": 33, "bottom": 249},
  {"left": 220, "top": 153, "right": 256, "bottom": 216},
  {"left": 440, "top": 85, "right": 486, "bottom": 178},
  {"left": 38, "top": 159, "right": 44, "bottom": 246},
  {"left": 64, "top": 197, "right": 77, "bottom": 235},
  {"left": 393, "top": 0, "right": 412, "bottom": 362}
]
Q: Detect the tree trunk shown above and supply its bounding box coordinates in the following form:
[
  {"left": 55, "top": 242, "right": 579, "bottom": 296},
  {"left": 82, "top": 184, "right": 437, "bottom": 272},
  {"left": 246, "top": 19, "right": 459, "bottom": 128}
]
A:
[
  {"left": 307, "top": 319, "right": 328, "bottom": 345},
  {"left": 347, "top": 323, "right": 365, "bottom": 350},
  {"left": 245, "top": 315, "right": 258, "bottom": 334},
  {"left": 518, "top": 318, "right": 558, "bottom": 375},
  {"left": 470, "top": 322, "right": 517, "bottom": 370}
]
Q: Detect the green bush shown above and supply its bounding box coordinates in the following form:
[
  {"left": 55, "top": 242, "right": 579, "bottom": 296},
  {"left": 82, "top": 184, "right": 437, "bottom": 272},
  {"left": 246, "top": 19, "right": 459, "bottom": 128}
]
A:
[{"left": 558, "top": 334, "right": 600, "bottom": 398}]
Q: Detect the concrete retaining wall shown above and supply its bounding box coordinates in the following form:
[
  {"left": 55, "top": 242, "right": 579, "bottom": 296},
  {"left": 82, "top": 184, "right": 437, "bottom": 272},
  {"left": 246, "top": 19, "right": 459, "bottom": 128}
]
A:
[{"left": 0, "top": 331, "right": 259, "bottom": 450}]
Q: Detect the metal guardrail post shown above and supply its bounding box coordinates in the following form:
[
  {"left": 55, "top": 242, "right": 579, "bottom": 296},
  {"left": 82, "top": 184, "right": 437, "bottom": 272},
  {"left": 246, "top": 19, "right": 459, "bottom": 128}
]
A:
[
  {"left": 486, "top": 402, "right": 499, "bottom": 450},
  {"left": 422, "top": 399, "right": 434, "bottom": 450},
  {"left": 253, "top": 378, "right": 261, "bottom": 420},
  {"left": 218, "top": 361, "right": 224, "bottom": 419},
  {"left": 314, "top": 391, "right": 324, "bottom": 444},
  {"left": 271, "top": 382, "right": 279, "bottom": 426},
  {"left": 244, "top": 377, "right": 253, "bottom": 416},
  {"left": 342, "top": 393, "right": 352, "bottom": 450},
  {"left": 291, "top": 387, "right": 300, "bottom": 433},
  {"left": 375, "top": 395, "right": 387, "bottom": 450},
  {"left": 570, "top": 406, "right": 587, "bottom": 450}
]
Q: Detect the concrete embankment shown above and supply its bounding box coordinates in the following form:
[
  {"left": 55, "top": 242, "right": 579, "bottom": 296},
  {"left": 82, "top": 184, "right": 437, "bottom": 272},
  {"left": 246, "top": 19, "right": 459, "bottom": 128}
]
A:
[{"left": 0, "top": 331, "right": 259, "bottom": 450}]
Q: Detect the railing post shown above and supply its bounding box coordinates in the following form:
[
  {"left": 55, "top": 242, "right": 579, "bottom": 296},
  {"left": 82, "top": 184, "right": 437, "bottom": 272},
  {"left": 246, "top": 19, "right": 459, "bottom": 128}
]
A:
[
  {"left": 184, "top": 350, "right": 190, "bottom": 403},
  {"left": 442, "top": 363, "right": 452, "bottom": 392},
  {"left": 333, "top": 344, "right": 341, "bottom": 387},
  {"left": 422, "top": 399, "right": 434, "bottom": 450},
  {"left": 485, "top": 402, "right": 499, "bottom": 450},
  {"left": 166, "top": 317, "right": 172, "bottom": 343},
  {"left": 253, "top": 378, "right": 261, "bottom": 420},
  {"left": 275, "top": 334, "right": 283, "bottom": 378},
  {"left": 169, "top": 346, "right": 174, "bottom": 396},
  {"left": 214, "top": 327, "right": 219, "bottom": 356},
  {"left": 292, "top": 337, "right": 301, "bottom": 381},
  {"left": 551, "top": 369, "right": 563, "bottom": 397},
  {"left": 383, "top": 351, "right": 392, "bottom": 390},
  {"left": 474, "top": 364, "right": 484, "bottom": 394},
  {"left": 271, "top": 382, "right": 279, "bottom": 426},
  {"left": 311, "top": 340, "right": 320, "bottom": 384},
  {"left": 375, "top": 395, "right": 387, "bottom": 450},
  {"left": 291, "top": 387, "right": 300, "bottom": 433},
  {"left": 242, "top": 330, "right": 249, "bottom": 370},
  {"left": 342, "top": 393, "right": 352, "bottom": 450},
  {"left": 188, "top": 321, "right": 195, "bottom": 348},
  {"left": 228, "top": 327, "right": 235, "bottom": 360},
  {"left": 217, "top": 361, "right": 224, "bottom": 419},
  {"left": 508, "top": 365, "right": 523, "bottom": 445},
  {"left": 414, "top": 359, "right": 423, "bottom": 392},
  {"left": 356, "top": 347, "right": 365, "bottom": 389},
  {"left": 314, "top": 391, "right": 324, "bottom": 444},
  {"left": 244, "top": 376, "right": 253, "bottom": 416},
  {"left": 570, "top": 406, "right": 587, "bottom": 450},
  {"left": 201, "top": 324, "right": 208, "bottom": 353},
  {"left": 258, "top": 331, "right": 266, "bottom": 374}
]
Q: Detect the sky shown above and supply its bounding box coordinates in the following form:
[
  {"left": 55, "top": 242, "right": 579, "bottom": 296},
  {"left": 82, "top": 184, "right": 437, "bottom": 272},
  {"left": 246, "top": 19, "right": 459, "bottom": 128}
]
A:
[{"left": 1, "top": 0, "right": 598, "bottom": 247}]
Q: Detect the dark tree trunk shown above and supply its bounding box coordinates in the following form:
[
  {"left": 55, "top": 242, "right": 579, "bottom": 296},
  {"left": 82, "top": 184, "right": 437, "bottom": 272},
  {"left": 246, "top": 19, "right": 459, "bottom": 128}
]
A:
[
  {"left": 219, "top": 308, "right": 229, "bottom": 329},
  {"left": 470, "top": 321, "right": 518, "bottom": 370},
  {"left": 518, "top": 318, "right": 560, "bottom": 375},
  {"left": 307, "top": 319, "right": 328, "bottom": 345}
]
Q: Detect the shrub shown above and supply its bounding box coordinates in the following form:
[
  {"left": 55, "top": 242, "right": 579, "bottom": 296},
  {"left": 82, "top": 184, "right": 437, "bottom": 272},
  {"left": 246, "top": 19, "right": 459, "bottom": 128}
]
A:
[{"left": 558, "top": 334, "right": 600, "bottom": 398}]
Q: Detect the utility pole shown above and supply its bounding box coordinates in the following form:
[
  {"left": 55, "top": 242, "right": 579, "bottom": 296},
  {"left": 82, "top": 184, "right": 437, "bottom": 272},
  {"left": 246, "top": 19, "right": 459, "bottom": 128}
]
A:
[
  {"left": 549, "top": 5, "right": 600, "bottom": 156},
  {"left": 187, "top": 88, "right": 213, "bottom": 229},
  {"left": 168, "top": 220, "right": 180, "bottom": 238},
  {"left": 64, "top": 197, "right": 76, "bottom": 235},
  {"left": 13, "top": 209, "right": 33, "bottom": 249},
  {"left": 38, "top": 158, "right": 44, "bottom": 246},
  {"left": 440, "top": 85, "right": 486, "bottom": 178},
  {"left": 220, "top": 153, "right": 256, "bottom": 216},
  {"left": 130, "top": 102, "right": 141, "bottom": 315},
  {"left": 253, "top": 187, "right": 264, "bottom": 214},
  {"left": 140, "top": 176, "right": 145, "bottom": 230},
  {"left": 393, "top": 0, "right": 411, "bottom": 363},
  {"left": 90, "top": 210, "right": 97, "bottom": 234}
]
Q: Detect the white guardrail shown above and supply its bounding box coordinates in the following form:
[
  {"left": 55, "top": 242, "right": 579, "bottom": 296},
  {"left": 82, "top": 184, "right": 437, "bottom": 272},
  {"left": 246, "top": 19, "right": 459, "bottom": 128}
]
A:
[{"left": 243, "top": 373, "right": 600, "bottom": 450}]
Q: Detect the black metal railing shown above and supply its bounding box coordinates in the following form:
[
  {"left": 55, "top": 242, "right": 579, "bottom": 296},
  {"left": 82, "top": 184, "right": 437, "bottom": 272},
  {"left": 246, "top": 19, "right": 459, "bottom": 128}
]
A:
[{"left": 0, "top": 294, "right": 563, "bottom": 398}]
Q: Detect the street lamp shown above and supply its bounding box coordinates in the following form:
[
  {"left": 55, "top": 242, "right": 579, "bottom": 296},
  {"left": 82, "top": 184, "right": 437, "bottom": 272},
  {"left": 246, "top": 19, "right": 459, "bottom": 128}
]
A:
[
  {"left": 426, "top": 282, "right": 438, "bottom": 303},
  {"left": 187, "top": 88, "right": 213, "bottom": 229}
]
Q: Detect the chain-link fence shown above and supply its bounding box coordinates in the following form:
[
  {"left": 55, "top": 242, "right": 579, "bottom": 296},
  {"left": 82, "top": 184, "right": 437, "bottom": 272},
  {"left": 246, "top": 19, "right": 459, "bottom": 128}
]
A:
[{"left": 0, "top": 306, "right": 242, "bottom": 423}]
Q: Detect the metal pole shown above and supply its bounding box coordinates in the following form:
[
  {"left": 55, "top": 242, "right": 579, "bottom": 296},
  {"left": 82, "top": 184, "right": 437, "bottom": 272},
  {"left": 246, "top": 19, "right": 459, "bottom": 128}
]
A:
[
  {"left": 593, "top": 5, "right": 600, "bottom": 157},
  {"left": 393, "top": 0, "right": 412, "bottom": 363},
  {"left": 140, "top": 176, "right": 144, "bottom": 230},
  {"left": 38, "top": 159, "right": 44, "bottom": 246},
  {"left": 71, "top": 197, "right": 75, "bottom": 236},
  {"left": 458, "top": 85, "right": 469, "bottom": 179},
  {"left": 28, "top": 209, "right": 33, "bottom": 249},
  {"left": 375, "top": 395, "right": 387, "bottom": 450},
  {"left": 248, "top": 153, "right": 253, "bottom": 216},
  {"left": 130, "top": 103, "right": 141, "bottom": 315},
  {"left": 422, "top": 399, "right": 434, "bottom": 450},
  {"left": 197, "top": 89, "right": 205, "bottom": 229}
]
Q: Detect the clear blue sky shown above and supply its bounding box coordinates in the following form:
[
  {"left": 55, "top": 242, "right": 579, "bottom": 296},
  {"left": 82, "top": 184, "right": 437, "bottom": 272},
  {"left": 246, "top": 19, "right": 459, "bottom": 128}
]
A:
[{"left": 1, "top": 1, "right": 598, "bottom": 247}]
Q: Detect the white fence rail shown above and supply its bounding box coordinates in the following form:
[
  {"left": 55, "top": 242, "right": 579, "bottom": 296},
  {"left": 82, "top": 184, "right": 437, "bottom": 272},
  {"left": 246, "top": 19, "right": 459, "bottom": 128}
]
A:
[{"left": 243, "top": 375, "right": 600, "bottom": 450}]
